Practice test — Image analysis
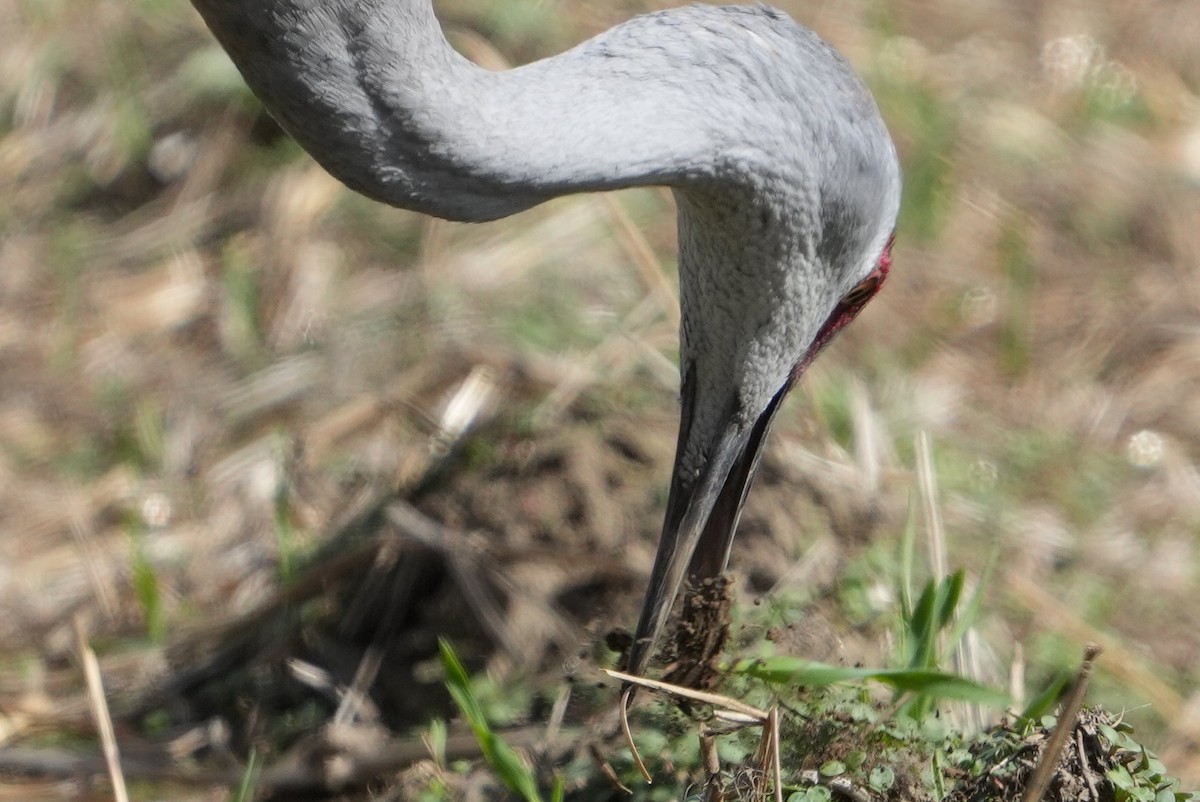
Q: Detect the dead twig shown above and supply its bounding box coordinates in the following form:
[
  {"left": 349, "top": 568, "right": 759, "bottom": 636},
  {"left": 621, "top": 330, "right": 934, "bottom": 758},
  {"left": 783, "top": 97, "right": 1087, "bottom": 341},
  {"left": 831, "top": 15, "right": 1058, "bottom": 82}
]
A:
[
  {"left": 609, "top": 669, "right": 782, "bottom": 798},
  {"left": 589, "top": 742, "right": 632, "bottom": 795},
  {"left": 74, "top": 616, "right": 129, "bottom": 802},
  {"left": 619, "top": 686, "right": 652, "bottom": 783},
  {"left": 1021, "top": 643, "right": 1102, "bottom": 802}
]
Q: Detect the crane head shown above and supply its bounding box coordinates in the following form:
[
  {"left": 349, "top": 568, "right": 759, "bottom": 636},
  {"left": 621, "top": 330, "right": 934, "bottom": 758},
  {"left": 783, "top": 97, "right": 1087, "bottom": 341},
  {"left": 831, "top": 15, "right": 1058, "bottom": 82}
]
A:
[{"left": 626, "top": 166, "right": 899, "bottom": 679}]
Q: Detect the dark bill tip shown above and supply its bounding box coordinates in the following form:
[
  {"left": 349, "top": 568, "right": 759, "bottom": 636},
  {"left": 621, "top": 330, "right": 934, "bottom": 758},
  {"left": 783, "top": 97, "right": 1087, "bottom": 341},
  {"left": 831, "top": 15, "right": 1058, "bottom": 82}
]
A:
[
  {"left": 625, "top": 422, "right": 751, "bottom": 679},
  {"left": 624, "top": 370, "right": 797, "bottom": 682}
]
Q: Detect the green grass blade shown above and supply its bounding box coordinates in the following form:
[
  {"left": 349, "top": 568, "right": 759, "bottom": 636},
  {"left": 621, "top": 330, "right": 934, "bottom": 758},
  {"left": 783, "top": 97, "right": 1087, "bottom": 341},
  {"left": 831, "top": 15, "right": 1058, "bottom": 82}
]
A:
[
  {"left": 129, "top": 533, "right": 165, "bottom": 643},
  {"left": 899, "top": 496, "right": 918, "bottom": 624},
  {"left": 439, "top": 639, "right": 544, "bottom": 802},
  {"left": 907, "top": 579, "right": 939, "bottom": 669},
  {"left": 233, "top": 747, "right": 260, "bottom": 802},
  {"left": 934, "top": 570, "right": 965, "bottom": 633},
  {"left": 733, "top": 657, "right": 1008, "bottom": 707},
  {"left": 945, "top": 552, "right": 997, "bottom": 651},
  {"left": 439, "top": 639, "right": 488, "bottom": 741},
  {"left": 1019, "top": 671, "right": 1071, "bottom": 723}
]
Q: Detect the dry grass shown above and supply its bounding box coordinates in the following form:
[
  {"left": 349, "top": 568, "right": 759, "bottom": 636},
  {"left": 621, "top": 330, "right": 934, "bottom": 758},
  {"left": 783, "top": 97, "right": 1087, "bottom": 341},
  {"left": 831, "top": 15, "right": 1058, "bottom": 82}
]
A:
[{"left": 1, "top": 0, "right": 1198, "bottom": 797}]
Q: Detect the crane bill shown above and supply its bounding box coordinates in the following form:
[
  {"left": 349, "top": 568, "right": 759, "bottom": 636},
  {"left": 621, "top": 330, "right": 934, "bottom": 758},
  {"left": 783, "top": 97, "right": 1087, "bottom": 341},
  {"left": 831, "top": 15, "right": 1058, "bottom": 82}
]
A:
[
  {"left": 625, "top": 381, "right": 791, "bottom": 680},
  {"left": 626, "top": 422, "right": 750, "bottom": 679}
]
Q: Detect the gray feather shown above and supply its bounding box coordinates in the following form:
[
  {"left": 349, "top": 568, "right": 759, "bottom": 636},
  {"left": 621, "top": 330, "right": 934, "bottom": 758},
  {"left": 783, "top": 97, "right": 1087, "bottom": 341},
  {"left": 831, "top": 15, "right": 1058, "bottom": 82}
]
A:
[{"left": 189, "top": 0, "right": 902, "bottom": 676}]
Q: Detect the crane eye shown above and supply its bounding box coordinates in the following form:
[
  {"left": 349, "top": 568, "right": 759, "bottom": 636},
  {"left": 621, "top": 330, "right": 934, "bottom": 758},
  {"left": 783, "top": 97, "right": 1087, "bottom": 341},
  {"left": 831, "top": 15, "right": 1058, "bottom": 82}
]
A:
[{"left": 840, "top": 276, "right": 879, "bottom": 308}]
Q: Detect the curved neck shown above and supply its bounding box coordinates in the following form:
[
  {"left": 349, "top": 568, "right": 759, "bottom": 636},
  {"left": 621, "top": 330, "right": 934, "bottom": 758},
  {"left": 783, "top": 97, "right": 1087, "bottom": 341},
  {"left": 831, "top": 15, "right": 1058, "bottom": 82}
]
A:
[
  {"left": 191, "top": 0, "right": 903, "bottom": 685},
  {"left": 190, "top": 0, "right": 745, "bottom": 221}
]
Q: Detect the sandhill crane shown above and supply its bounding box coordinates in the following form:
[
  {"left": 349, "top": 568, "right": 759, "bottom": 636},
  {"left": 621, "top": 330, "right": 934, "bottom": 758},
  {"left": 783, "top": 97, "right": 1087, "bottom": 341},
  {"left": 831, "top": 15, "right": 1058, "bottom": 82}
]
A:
[{"left": 188, "top": 0, "right": 901, "bottom": 683}]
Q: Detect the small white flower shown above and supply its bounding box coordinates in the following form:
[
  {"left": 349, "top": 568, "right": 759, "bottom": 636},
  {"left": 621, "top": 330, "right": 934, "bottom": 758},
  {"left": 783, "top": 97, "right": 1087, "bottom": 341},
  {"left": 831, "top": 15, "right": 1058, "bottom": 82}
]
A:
[
  {"left": 1126, "top": 429, "right": 1164, "bottom": 468},
  {"left": 141, "top": 492, "right": 173, "bottom": 528}
]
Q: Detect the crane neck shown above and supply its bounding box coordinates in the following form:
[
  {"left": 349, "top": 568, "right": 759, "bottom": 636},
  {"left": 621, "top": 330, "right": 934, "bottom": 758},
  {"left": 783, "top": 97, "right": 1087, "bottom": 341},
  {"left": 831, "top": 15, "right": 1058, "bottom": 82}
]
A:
[{"left": 188, "top": 1, "right": 885, "bottom": 224}]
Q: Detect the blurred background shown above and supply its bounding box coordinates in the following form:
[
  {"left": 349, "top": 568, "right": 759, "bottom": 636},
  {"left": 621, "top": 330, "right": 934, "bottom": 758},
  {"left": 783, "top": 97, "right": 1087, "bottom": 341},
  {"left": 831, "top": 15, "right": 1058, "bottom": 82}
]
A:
[{"left": 1, "top": 0, "right": 1198, "bottom": 794}]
